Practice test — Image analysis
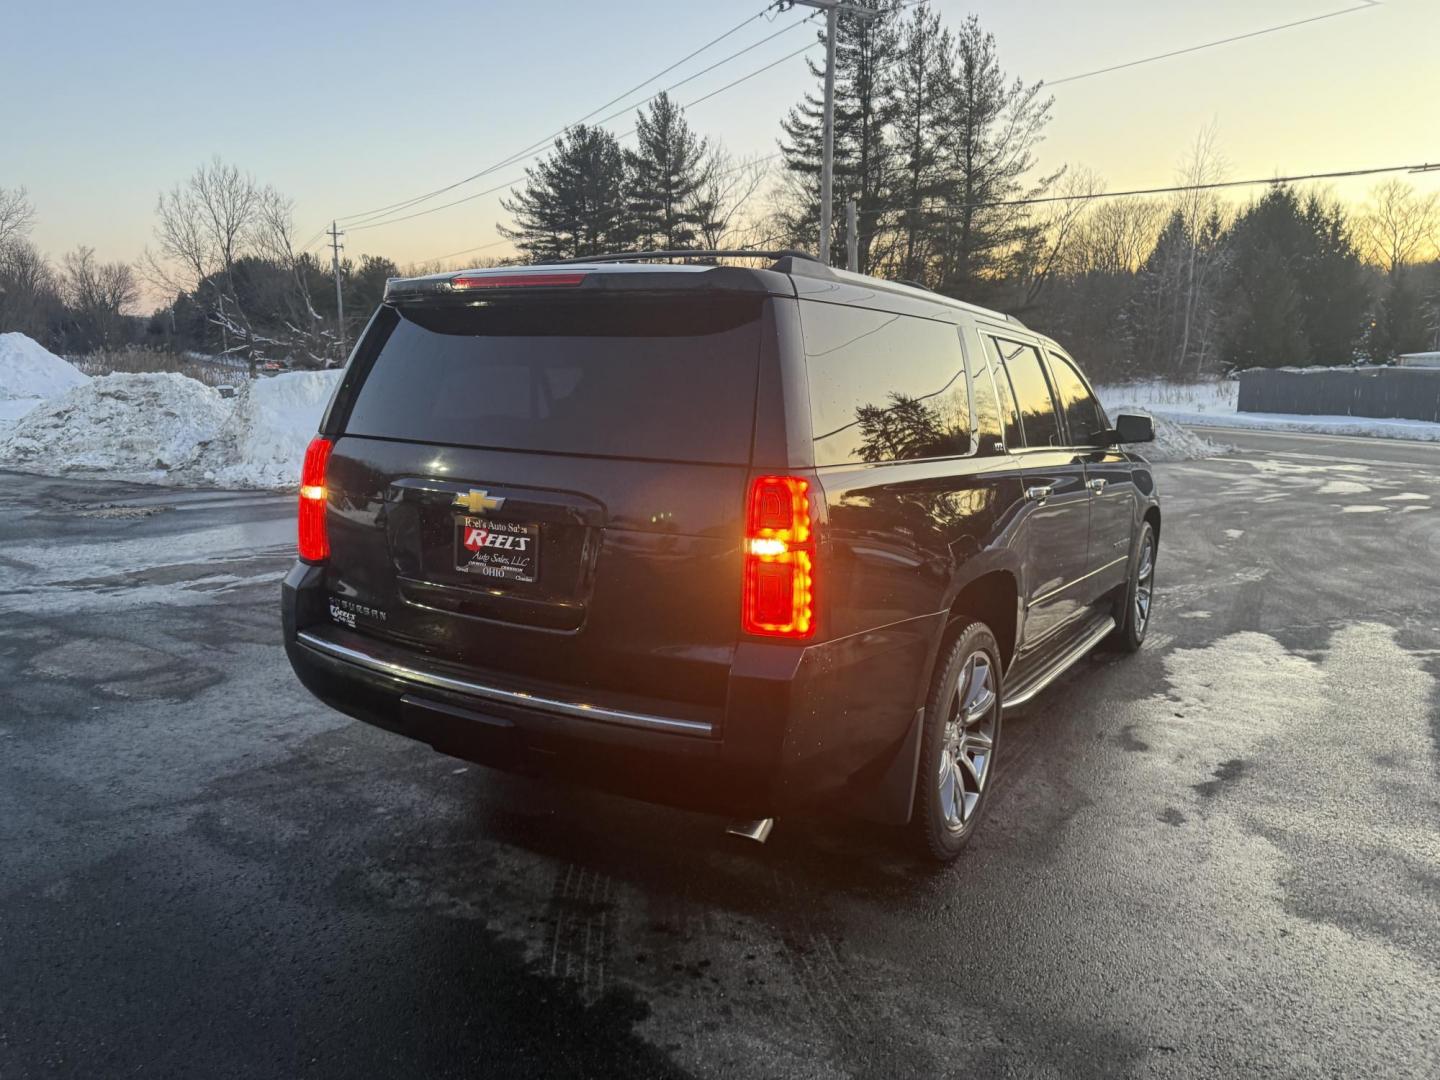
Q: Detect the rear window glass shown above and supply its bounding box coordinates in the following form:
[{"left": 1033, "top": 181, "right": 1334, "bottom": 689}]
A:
[
  {"left": 342, "top": 297, "right": 763, "bottom": 463},
  {"left": 801, "top": 302, "right": 971, "bottom": 466}
]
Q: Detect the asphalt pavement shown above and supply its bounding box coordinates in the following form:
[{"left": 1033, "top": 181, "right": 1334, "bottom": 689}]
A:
[{"left": 2, "top": 432, "right": 1438, "bottom": 1079}]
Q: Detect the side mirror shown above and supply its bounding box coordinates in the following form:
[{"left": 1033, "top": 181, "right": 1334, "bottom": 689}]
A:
[{"left": 1113, "top": 412, "right": 1155, "bottom": 444}]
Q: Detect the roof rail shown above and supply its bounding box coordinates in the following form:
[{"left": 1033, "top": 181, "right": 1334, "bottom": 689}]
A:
[
  {"left": 889, "top": 277, "right": 933, "bottom": 292},
  {"left": 552, "top": 248, "right": 824, "bottom": 268}
]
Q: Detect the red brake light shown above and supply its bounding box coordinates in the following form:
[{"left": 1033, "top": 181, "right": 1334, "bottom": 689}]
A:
[
  {"left": 449, "top": 272, "right": 587, "bottom": 290},
  {"left": 298, "top": 437, "right": 333, "bottom": 563},
  {"left": 742, "top": 475, "right": 816, "bottom": 639}
]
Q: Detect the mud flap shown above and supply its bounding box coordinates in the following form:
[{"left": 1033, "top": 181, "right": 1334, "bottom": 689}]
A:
[{"left": 850, "top": 706, "right": 926, "bottom": 825}]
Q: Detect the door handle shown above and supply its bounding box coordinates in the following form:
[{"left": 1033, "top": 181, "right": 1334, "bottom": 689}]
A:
[
  {"left": 1087, "top": 478, "right": 1107, "bottom": 494},
  {"left": 1025, "top": 485, "right": 1054, "bottom": 504}
]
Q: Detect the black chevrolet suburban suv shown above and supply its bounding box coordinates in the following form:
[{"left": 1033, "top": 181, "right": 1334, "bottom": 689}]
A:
[{"left": 282, "top": 253, "right": 1160, "bottom": 861}]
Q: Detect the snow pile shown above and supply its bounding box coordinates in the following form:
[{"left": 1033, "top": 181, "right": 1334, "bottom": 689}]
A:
[
  {"left": 0, "top": 332, "right": 89, "bottom": 400},
  {"left": 0, "top": 373, "right": 228, "bottom": 481},
  {"left": 185, "top": 370, "right": 340, "bottom": 489},
  {"left": 0, "top": 333, "right": 90, "bottom": 430},
  {"left": 1114, "top": 408, "right": 1229, "bottom": 462}
]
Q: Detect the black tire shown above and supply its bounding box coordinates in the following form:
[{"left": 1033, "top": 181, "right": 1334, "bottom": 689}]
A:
[
  {"left": 1110, "top": 520, "right": 1156, "bottom": 653},
  {"left": 912, "top": 621, "right": 1004, "bottom": 863}
]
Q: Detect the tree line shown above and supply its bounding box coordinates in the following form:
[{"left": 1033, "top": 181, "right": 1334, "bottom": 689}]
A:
[
  {"left": 3, "top": 0, "right": 1437, "bottom": 379},
  {"left": 0, "top": 186, "right": 141, "bottom": 355}
]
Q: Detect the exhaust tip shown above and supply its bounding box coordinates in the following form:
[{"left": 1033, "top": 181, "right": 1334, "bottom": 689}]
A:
[{"left": 725, "top": 818, "right": 774, "bottom": 844}]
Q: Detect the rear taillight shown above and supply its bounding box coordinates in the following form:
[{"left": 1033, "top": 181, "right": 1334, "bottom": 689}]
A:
[
  {"left": 298, "top": 437, "right": 333, "bottom": 563},
  {"left": 742, "top": 475, "right": 816, "bottom": 639}
]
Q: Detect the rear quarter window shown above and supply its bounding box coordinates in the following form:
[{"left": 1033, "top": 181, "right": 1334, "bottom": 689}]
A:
[
  {"left": 1047, "top": 351, "right": 1109, "bottom": 445},
  {"left": 801, "top": 302, "right": 972, "bottom": 466},
  {"left": 340, "top": 296, "right": 763, "bottom": 464},
  {"left": 990, "top": 337, "right": 1063, "bottom": 449}
]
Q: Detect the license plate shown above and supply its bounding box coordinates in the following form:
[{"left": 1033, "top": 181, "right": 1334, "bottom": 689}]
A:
[{"left": 455, "top": 516, "right": 539, "bottom": 583}]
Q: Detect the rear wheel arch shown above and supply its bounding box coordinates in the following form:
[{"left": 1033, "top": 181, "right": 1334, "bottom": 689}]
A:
[
  {"left": 945, "top": 570, "right": 1019, "bottom": 673},
  {"left": 1144, "top": 504, "right": 1161, "bottom": 543}
]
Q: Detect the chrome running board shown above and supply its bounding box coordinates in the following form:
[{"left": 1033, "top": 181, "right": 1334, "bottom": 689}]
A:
[{"left": 1003, "top": 616, "right": 1116, "bottom": 712}]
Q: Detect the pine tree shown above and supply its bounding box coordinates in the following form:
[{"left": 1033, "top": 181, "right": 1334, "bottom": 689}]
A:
[
  {"left": 935, "top": 14, "right": 1055, "bottom": 299},
  {"left": 1297, "top": 194, "right": 1368, "bottom": 363},
  {"left": 886, "top": 5, "right": 952, "bottom": 283},
  {"left": 1367, "top": 269, "right": 1428, "bottom": 360},
  {"left": 1218, "top": 187, "right": 1369, "bottom": 368},
  {"left": 500, "top": 125, "right": 632, "bottom": 262},
  {"left": 624, "top": 92, "right": 708, "bottom": 251},
  {"left": 779, "top": 0, "right": 901, "bottom": 270},
  {"left": 1219, "top": 188, "right": 1310, "bottom": 369}
]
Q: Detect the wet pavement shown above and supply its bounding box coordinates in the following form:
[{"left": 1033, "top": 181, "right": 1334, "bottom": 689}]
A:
[{"left": 2, "top": 434, "right": 1438, "bottom": 1079}]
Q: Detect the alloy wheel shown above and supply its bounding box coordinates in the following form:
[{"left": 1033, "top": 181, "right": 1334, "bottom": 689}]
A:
[
  {"left": 1135, "top": 534, "right": 1155, "bottom": 633},
  {"left": 937, "top": 652, "right": 998, "bottom": 830}
]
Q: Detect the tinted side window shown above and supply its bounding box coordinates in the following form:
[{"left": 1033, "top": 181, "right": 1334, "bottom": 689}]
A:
[
  {"left": 802, "top": 302, "right": 971, "bottom": 466},
  {"left": 991, "top": 337, "right": 1063, "bottom": 449},
  {"left": 1048, "top": 352, "right": 1109, "bottom": 445}
]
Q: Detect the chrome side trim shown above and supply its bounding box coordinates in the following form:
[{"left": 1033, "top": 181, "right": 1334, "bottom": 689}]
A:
[
  {"left": 1030, "top": 556, "right": 1129, "bottom": 606},
  {"left": 1004, "top": 616, "right": 1116, "bottom": 712},
  {"left": 296, "top": 630, "right": 713, "bottom": 737}
]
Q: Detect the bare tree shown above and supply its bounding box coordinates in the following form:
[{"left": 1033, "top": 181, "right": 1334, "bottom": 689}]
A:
[
  {"left": 1358, "top": 179, "right": 1439, "bottom": 275},
  {"left": 251, "top": 187, "right": 337, "bottom": 364},
  {"left": 1172, "top": 125, "right": 1229, "bottom": 374},
  {"left": 1066, "top": 197, "right": 1164, "bottom": 276},
  {"left": 147, "top": 157, "right": 264, "bottom": 370},
  {"left": 62, "top": 246, "right": 138, "bottom": 348},
  {"left": 0, "top": 240, "right": 60, "bottom": 340},
  {"left": 689, "top": 149, "right": 771, "bottom": 251},
  {"left": 1013, "top": 166, "right": 1098, "bottom": 306},
  {"left": 0, "top": 186, "right": 36, "bottom": 253}
]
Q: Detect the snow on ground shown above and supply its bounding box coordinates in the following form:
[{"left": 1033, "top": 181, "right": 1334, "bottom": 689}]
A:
[
  {"left": 0, "top": 332, "right": 90, "bottom": 429},
  {"left": 184, "top": 370, "right": 341, "bottom": 489},
  {"left": 1096, "top": 383, "right": 1229, "bottom": 460},
  {"left": 1125, "top": 413, "right": 1228, "bottom": 462},
  {"left": 0, "top": 369, "right": 338, "bottom": 490},
  {"left": 1096, "top": 378, "right": 1440, "bottom": 443}
]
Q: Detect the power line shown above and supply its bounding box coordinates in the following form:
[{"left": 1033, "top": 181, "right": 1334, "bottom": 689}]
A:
[
  {"left": 855, "top": 160, "right": 1439, "bottom": 244},
  {"left": 417, "top": 238, "right": 512, "bottom": 266},
  {"left": 1049, "top": 0, "right": 1381, "bottom": 86},
  {"left": 411, "top": 151, "right": 788, "bottom": 264},
  {"left": 347, "top": 174, "right": 528, "bottom": 233},
  {"left": 346, "top": 32, "right": 822, "bottom": 234},
  {"left": 338, "top": 0, "right": 931, "bottom": 233},
  {"left": 901, "top": 161, "right": 1439, "bottom": 216},
  {"left": 571, "top": 14, "right": 817, "bottom": 137},
  {"left": 335, "top": 4, "right": 799, "bottom": 228}
]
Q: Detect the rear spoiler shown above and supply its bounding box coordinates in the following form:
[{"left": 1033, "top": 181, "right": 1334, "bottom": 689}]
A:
[{"left": 383, "top": 265, "right": 796, "bottom": 305}]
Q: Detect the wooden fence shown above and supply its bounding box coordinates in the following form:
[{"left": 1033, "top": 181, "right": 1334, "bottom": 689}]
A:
[{"left": 1236, "top": 367, "right": 1440, "bottom": 422}]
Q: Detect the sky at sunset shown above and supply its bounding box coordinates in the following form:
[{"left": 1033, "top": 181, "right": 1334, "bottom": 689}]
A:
[{"left": 5, "top": 0, "right": 1437, "bottom": 300}]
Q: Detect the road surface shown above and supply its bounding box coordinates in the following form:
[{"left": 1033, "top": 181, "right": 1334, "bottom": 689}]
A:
[{"left": 2, "top": 433, "right": 1437, "bottom": 1079}]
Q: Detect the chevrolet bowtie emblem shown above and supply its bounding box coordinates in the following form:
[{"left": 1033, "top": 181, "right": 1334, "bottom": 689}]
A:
[{"left": 453, "top": 489, "right": 506, "bottom": 513}]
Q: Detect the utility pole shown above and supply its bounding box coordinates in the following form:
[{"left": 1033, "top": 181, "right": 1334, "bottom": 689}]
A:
[
  {"left": 327, "top": 220, "right": 346, "bottom": 362},
  {"left": 845, "top": 199, "right": 858, "bottom": 272},
  {"left": 783, "top": 0, "right": 879, "bottom": 265}
]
